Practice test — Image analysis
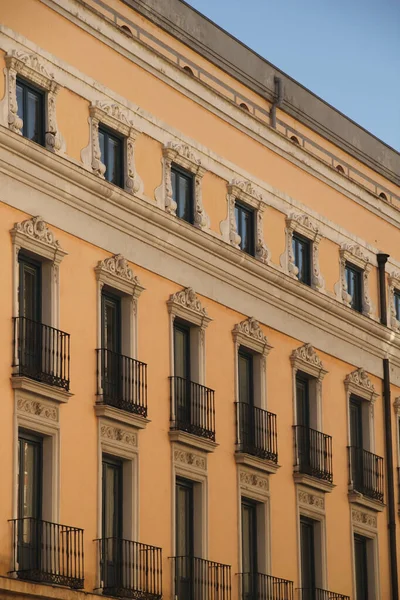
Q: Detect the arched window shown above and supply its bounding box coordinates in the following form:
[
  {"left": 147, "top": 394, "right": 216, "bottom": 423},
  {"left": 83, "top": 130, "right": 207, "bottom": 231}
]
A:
[
  {"left": 239, "top": 102, "right": 250, "bottom": 112},
  {"left": 120, "top": 25, "right": 133, "bottom": 37},
  {"left": 379, "top": 192, "right": 388, "bottom": 201},
  {"left": 182, "top": 65, "right": 195, "bottom": 77},
  {"left": 290, "top": 136, "right": 300, "bottom": 145},
  {"left": 336, "top": 164, "right": 345, "bottom": 174}
]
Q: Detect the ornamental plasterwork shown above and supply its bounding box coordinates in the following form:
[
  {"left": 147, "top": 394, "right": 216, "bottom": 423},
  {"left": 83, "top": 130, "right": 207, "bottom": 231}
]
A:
[
  {"left": 0, "top": 50, "right": 65, "bottom": 154},
  {"left": 352, "top": 508, "right": 377, "bottom": 530},
  {"left": 282, "top": 213, "right": 324, "bottom": 289},
  {"left": 95, "top": 253, "right": 144, "bottom": 297},
  {"left": 155, "top": 142, "right": 210, "bottom": 230},
  {"left": 345, "top": 368, "right": 378, "bottom": 403},
  {"left": 17, "top": 397, "right": 58, "bottom": 422},
  {"left": 81, "top": 101, "right": 143, "bottom": 195},
  {"left": 173, "top": 448, "right": 206, "bottom": 471},
  {"left": 10, "top": 216, "right": 67, "bottom": 264},
  {"left": 167, "top": 287, "right": 212, "bottom": 328},
  {"left": 220, "top": 179, "right": 270, "bottom": 264},
  {"left": 337, "top": 244, "right": 372, "bottom": 316},
  {"left": 100, "top": 424, "right": 137, "bottom": 447},
  {"left": 388, "top": 272, "right": 400, "bottom": 331},
  {"left": 394, "top": 397, "right": 400, "bottom": 416},
  {"left": 290, "top": 343, "right": 327, "bottom": 381},
  {"left": 232, "top": 317, "right": 271, "bottom": 356},
  {"left": 239, "top": 469, "right": 269, "bottom": 497},
  {"left": 298, "top": 489, "right": 325, "bottom": 511}
]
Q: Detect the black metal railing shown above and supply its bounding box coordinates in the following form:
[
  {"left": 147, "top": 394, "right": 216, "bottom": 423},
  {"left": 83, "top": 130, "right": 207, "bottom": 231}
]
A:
[
  {"left": 170, "top": 376, "right": 216, "bottom": 441},
  {"left": 13, "top": 317, "right": 70, "bottom": 391},
  {"left": 293, "top": 426, "right": 333, "bottom": 483},
  {"left": 236, "top": 402, "right": 278, "bottom": 463},
  {"left": 9, "top": 517, "right": 84, "bottom": 588},
  {"left": 97, "top": 349, "right": 147, "bottom": 416},
  {"left": 97, "top": 537, "right": 162, "bottom": 599},
  {"left": 239, "top": 572, "right": 294, "bottom": 600},
  {"left": 348, "top": 446, "right": 384, "bottom": 502},
  {"left": 171, "top": 556, "right": 231, "bottom": 600},
  {"left": 297, "top": 588, "right": 350, "bottom": 600}
]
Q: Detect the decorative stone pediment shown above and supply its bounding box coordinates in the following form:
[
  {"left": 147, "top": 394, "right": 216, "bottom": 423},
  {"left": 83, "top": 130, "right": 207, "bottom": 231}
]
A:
[
  {"left": 290, "top": 343, "right": 327, "bottom": 380},
  {"left": 298, "top": 488, "right": 325, "bottom": 514},
  {"left": 388, "top": 272, "right": 400, "bottom": 331},
  {"left": 17, "top": 397, "right": 58, "bottom": 422},
  {"left": 228, "top": 179, "right": 263, "bottom": 204},
  {"left": 345, "top": 368, "right": 378, "bottom": 402},
  {"left": 239, "top": 468, "right": 269, "bottom": 500},
  {"left": 282, "top": 212, "right": 323, "bottom": 289},
  {"left": 338, "top": 244, "right": 372, "bottom": 314},
  {"left": 6, "top": 50, "right": 55, "bottom": 84},
  {"left": 352, "top": 508, "right": 377, "bottom": 531},
  {"left": 100, "top": 424, "right": 137, "bottom": 447},
  {"left": 286, "top": 213, "right": 320, "bottom": 239},
  {"left": 164, "top": 142, "right": 203, "bottom": 172},
  {"left": 168, "top": 287, "right": 211, "bottom": 328},
  {"left": 11, "top": 216, "right": 67, "bottom": 264},
  {"left": 232, "top": 317, "right": 271, "bottom": 356},
  {"left": 95, "top": 254, "right": 144, "bottom": 297},
  {"left": 173, "top": 447, "right": 206, "bottom": 472}
]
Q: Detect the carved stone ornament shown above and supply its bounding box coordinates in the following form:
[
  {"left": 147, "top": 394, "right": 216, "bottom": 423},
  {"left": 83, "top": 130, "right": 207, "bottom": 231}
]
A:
[
  {"left": 100, "top": 424, "right": 137, "bottom": 447},
  {"left": 0, "top": 50, "right": 65, "bottom": 153},
  {"left": 220, "top": 179, "right": 270, "bottom": 263},
  {"left": 298, "top": 489, "right": 325, "bottom": 511},
  {"left": 388, "top": 272, "right": 400, "bottom": 331},
  {"left": 345, "top": 368, "right": 378, "bottom": 403},
  {"left": 232, "top": 317, "right": 271, "bottom": 356},
  {"left": 174, "top": 448, "right": 206, "bottom": 471},
  {"left": 155, "top": 142, "right": 210, "bottom": 230},
  {"left": 291, "top": 343, "right": 327, "bottom": 380},
  {"left": 394, "top": 397, "right": 400, "bottom": 416},
  {"left": 168, "top": 287, "right": 212, "bottom": 328},
  {"left": 10, "top": 216, "right": 66, "bottom": 264},
  {"left": 81, "top": 102, "right": 143, "bottom": 195},
  {"left": 352, "top": 508, "right": 377, "bottom": 530},
  {"left": 337, "top": 244, "right": 372, "bottom": 316},
  {"left": 17, "top": 397, "right": 58, "bottom": 422},
  {"left": 95, "top": 254, "right": 144, "bottom": 297},
  {"left": 281, "top": 213, "right": 323, "bottom": 289},
  {"left": 239, "top": 470, "right": 269, "bottom": 494}
]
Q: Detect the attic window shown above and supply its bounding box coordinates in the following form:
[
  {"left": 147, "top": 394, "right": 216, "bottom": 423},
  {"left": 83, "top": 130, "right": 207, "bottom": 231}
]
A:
[
  {"left": 290, "top": 136, "right": 300, "bottom": 145},
  {"left": 379, "top": 192, "right": 388, "bottom": 201},
  {"left": 336, "top": 165, "right": 345, "bottom": 174},
  {"left": 120, "top": 25, "right": 133, "bottom": 36},
  {"left": 182, "top": 66, "right": 195, "bottom": 76},
  {"left": 239, "top": 103, "right": 250, "bottom": 112}
]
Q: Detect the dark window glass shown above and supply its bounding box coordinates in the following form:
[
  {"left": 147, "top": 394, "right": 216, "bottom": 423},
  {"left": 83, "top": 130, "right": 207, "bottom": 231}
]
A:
[
  {"left": 300, "top": 516, "right": 316, "bottom": 596},
  {"left": 345, "top": 263, "right": 362, "bottom": 312},
  {"left": 241, "top": 498, "right": 258, "bottom": 599},
  {"left": 171, "top": 165, "right": 194, "bottom": 223},
  {"left": 238, "top": 350, "right": 253, "bottom": 406},
  {"left": 296, "top": 374, "right": 310, "bottom": 428},
  {"left": 16, "top": 78, "right": 45, "bottom": 146},
  {"left": 292, "top": 234, "right": 311, "bottom": 285},
  {"left": 102, "top": 456, "right": 123, "bottom": 539},
  {"left": 175, "top": 479, "right": 194, "bottom": 599},
  {"left": 18, "top": 255, "right": 41, "bottom": 322},
  {"left": 235, "top": 202, "right": 255, "bottom": 256},
  {"left": 99, "top": 126, "right": 123, "bottom": 187},
  {"left": 394, "top": 290, "right": 400, "bottom": 322},
  {"left": 174, "top": 322, "right": 191, "bottom": 381},
  {"left": 101, "top": 292, "right": 121, "bottom": 354},
  {"left": 354, "top": 535, "right": 369, "bottom": 600}
]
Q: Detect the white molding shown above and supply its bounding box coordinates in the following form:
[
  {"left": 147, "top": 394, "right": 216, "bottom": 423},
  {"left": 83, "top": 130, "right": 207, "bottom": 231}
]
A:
[
  {"left": 337, "top": 244, "right": 373, "bottom": 317},
  {"left": 345, "top": 368, "right": 378, "bottom": 404},
  {"left": 167, "top": 287, "right": 211, "bottom": 329},
  {"left": 282, "top": 213, "right": 324, "bottom": 290}
]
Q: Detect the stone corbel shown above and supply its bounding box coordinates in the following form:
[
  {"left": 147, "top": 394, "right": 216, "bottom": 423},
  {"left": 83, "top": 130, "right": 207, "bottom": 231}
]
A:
[
  {"left": 337, "top": 244, "right": 373, "bottom": 316},
  {"left": 282, "top": 213, "right": 324, "bottom": 289},
  {"left": 388, "top": 272, "right": 400, "bottom": 331},
  {"left": 1, "top": 50, "right": 65, "bottom": 153}
]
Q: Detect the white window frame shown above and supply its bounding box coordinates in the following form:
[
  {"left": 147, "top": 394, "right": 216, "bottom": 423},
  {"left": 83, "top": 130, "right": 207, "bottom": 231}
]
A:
[
  {"left": 1, "top": 49, "right": 64, "bottom": 153},
  {"left": 155, "top": 142, "right": 209, "bottom": 229},
  {"left": 82, "top": 101, "right": 143, "bottom": 195},
  {"left": 283, "top": 213, "right": 324, "bottom": 290},
  {"left": 221, "top": 179, "right": 269, "bottom": 263},
  {"left": 338, "top": 244, "right": 372, "bottom": 316},
  {"left": 351, "top": 508, "right": 380, "bottom": 600},
  {"left": 94, "top": 254, "right": 146, "bottom": 428}
]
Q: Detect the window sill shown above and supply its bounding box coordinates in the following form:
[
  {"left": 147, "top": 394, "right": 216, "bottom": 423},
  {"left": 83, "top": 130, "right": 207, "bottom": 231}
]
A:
[
  {"left": 293, "top": 471, "right": 335, "bottom": 493},
  {"left": 11, "top": 376, "right": 72, "bottom": 404},
  {"left": 95, "top": 403, "right": 150, "bottom": 429},
  {"left": 235, "top": 452, "right": 280, "bottom": 475},
  {"left": 168, "top": 430, "right": 218, "bottom": 453},
  {"left": 348, "top": 489, "right": 385, "bottom": 512}
]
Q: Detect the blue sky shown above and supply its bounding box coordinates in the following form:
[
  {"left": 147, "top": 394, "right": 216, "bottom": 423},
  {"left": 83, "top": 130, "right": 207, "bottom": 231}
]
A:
[{"left": 185, "top": 0, "right": 400, "bottom": 151}]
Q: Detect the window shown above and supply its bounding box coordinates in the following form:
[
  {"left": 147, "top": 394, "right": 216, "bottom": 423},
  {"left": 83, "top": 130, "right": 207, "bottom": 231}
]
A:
[
  {"left": 354, "top": 534, "right": 368, "bottom": 600},
  {"left": 171, "top": 165, "right": 194, "bottom": 223},
  {"left": 175, "top": 478, "right": 195, "bottom": 599},
  {"left": 235, "top": 202, "right": 255, "bottom": 256},
  {"left": 101, "top": 455, "right": 123, "bottom": 591},
  {"left": 16, "top": 78, "right": 45, "bottom": 145},
  {"left": 300, "top": 517, "right": 317, "bottom": 597},
  {"left": 99, "top": 125, "right": 123, "bottom": 187},
  {"left": 345, "top": 263, "right": 363, "bottom": 312},
  {"left": 241, "top": 498, "right": 258, "bottom": 599},
  {"left": 292, "top": 234, "right": 311, "bottom": 285},
  {"left": 394, "top": 289, "right": 400, "bottom": 322}
]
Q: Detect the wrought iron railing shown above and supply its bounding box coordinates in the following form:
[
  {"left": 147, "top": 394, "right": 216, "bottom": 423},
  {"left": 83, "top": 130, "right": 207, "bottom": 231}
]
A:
[
  {"left": 97, "top": 537, "right": 162, "bottom": 599},
  {"left": 171, "top": 556, "right": 231, "bottom": 600},
  {"left": 236, "top": 402, "right": 278, "bottom": 463},
  {"left": 297, "top": 588, "right": 350, "bottom": 600},
  {"left": 239, "top": 572, "right": 294, "bottom": 600},
  {"left": 170, "top": 376, "right": 216, "bottom": 441},
  {"left": 97, "top": 348, "right": 148, "bottom": 416},
  {"left": 293, "top": 425, "right": 333, "bottom": 483},
  {"left": 9, "top": 518, "right": 84, "bottom": 588},
  {"left": 13, "top": 317, "right": 70, "bottom": 391},
  {"left": 348, "top": 446, "right": 384, "bottom": 502}
]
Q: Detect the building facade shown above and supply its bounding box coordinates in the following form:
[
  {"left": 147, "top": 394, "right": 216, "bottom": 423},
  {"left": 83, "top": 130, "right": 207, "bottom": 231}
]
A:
[{"left": 0, "top": 1, "right": 399, "bottom": 600}]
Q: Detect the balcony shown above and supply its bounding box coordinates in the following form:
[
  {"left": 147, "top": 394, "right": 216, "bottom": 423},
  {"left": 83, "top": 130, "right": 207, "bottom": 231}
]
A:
[
  {"left": 235, "top": 402, "right": 278, "bottom": 469},
  {"left": 297, "top": 588, "right": 350, "bottom": 600},
  {"left": 293, "top": 425, "right": 333, "bottom": 488},
  {"left": 97, "top": 348, "right": 147, "bottom": 417},
  {"left": 169, "top": 376, "right": 216, "bottom": 443},
  {"left": 348, "top": 446, "right": 384, "bottom": 503},
  {"left": 9, "top": 517, "right": 84, "bottom": 589},
  {"left": 238, "top": 572, "right": 294, "bottom": 600},
  {"left": 171, "top": 556, "right": 231, "bottom": 600},
  {"left": 97, "top": 537, "right": 162, "bottom": 599},
  {"left": 13, "top": 317, "right": 70, "bottom": 391}
]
